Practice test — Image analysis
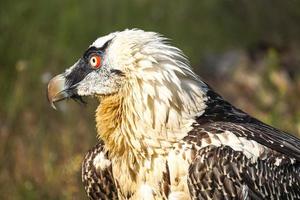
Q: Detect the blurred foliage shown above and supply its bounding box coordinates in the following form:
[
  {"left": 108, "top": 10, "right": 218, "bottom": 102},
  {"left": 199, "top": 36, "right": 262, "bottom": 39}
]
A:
[{"left": 0, "top": 0, "right": 300, "bottom": 199}]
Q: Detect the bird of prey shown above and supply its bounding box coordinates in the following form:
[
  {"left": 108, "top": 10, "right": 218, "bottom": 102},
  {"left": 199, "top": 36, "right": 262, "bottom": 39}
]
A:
[{"left": 47, "top": 29, "right": 300, "bottom": 200}]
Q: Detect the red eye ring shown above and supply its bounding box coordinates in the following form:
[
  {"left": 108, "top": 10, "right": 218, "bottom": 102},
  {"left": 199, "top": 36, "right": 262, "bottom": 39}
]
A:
[{"left": 89, "top": 55, "right": 101, "bottom": 69}]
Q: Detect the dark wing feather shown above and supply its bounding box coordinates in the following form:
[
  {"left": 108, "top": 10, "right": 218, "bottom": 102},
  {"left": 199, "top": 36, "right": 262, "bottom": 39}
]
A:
[
  {"left": 82, "top": 141, "right": 118, "bottom": 200},
  {"left": 198, "top": 89, "right": 300, "bottom": 161},
  {"left": 241, "top": 121, "right": 300, "bottom": 161},
  {"left": 188, "top": 145, "right": 300, "bottom": 200},
  {"left": 187, "top": 90, "right": 300, "bottom": 199},
  {"left": 191, "top": 121, "right": 300, "bottom": 162}
]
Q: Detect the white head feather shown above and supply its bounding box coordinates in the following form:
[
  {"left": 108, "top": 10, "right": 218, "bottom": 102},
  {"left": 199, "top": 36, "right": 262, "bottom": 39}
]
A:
[{"left": 90, "top": 29, "right": 209, "bottom": 155}]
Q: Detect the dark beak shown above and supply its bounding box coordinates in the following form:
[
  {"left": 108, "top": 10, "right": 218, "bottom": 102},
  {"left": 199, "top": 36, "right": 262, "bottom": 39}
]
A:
[{"left": 47, "top": 74, "right": 70, "bottom": 109}]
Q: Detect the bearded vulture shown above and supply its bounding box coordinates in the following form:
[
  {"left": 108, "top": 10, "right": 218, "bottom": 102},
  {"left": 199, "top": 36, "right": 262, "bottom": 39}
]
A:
[{"left": 47, "top": 29, "right": 300, "bottom": 200}]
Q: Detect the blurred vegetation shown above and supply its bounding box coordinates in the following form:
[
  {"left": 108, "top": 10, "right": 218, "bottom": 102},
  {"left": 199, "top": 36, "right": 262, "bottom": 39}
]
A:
[{"left": 0, "top": 0, "right": 300, "bottom": 199}]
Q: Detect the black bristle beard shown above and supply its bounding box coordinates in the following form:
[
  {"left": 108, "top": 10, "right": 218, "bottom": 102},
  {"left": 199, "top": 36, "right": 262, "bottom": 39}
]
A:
[{"left": 71, "top": 94, "right": 87, "bottom": 106}]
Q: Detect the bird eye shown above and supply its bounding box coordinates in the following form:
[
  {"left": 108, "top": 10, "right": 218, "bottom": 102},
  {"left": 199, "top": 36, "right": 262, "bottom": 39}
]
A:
[{"left": 89, "top": 55, "right": 101, "bottom": 69}]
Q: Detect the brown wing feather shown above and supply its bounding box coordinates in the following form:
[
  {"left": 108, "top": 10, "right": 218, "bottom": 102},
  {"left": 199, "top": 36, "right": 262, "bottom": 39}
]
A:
[
  {"left": 82, "top": 141, "right": 118, "bottom": 200},
  {"left": 188, "top": 145, "right": 300, "bottom": 200},
  {"left": 187, "top": 89, "right": 300, "bottom": 199},
  {"left": 198, "top": 89, "right": 300, "bottom": 161}
]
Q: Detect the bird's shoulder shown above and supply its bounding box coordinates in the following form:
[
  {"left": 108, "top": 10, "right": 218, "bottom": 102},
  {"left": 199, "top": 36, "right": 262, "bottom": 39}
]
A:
[
  {"left": 185, "top": 90, "right": 300, "bottom": 199},
  {"left": 184, "top": 89, "right": 300, "bottom": 163}
]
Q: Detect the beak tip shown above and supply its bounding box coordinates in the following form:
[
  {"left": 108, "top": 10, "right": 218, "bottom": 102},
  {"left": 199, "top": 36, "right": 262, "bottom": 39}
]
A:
[
  {"left": 47, "top": 74, "right": 68, "bottom": 110},
  {"left": 50, "top": 101, "right": 57, "bottom": 110},
  {"left": 47, "top": 87, "right": 57, "bottom": 110}
]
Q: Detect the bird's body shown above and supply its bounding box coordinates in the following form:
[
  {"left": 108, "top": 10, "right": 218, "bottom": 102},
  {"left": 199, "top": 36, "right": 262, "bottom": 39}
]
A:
[{"left": 48, "top": 29, "right": 300, "bottom": 200}]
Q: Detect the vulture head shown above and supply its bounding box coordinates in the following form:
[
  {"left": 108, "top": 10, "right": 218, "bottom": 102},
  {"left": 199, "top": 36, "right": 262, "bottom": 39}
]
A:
[
  {"left": 47, "top": 32, "right": 125, "bottom": 107},
  {"left": 47, "top": 29, "right": 208, "bottom": 154}
]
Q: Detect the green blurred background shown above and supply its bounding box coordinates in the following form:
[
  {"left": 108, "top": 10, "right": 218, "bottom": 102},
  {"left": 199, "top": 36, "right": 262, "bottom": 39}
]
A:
[{"left": 1, "top": 0, "right": 300, "bottom": 199}]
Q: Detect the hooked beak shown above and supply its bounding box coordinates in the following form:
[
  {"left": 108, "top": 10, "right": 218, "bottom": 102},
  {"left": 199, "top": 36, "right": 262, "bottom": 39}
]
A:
[
  {"left": 47, "top": 74, "right": 70, "bottom": 109},
  {"left": 47, "top": 59, "right": 92, "bottom": 109}
]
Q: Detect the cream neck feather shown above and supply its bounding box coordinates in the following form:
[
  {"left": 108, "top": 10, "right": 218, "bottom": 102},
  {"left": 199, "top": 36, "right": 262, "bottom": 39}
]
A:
[{"left": 96, "top": 30, "right": 208, "bottom": 161}]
